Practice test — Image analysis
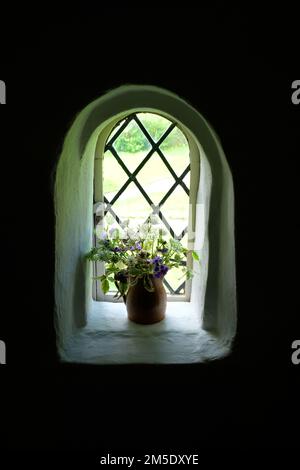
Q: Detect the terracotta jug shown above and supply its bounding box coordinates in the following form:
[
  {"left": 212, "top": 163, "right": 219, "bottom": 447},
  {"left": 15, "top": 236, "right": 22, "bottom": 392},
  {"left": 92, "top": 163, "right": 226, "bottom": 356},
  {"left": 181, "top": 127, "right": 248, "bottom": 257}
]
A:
[{"left": 126, "top": 276, "right": 166, "bottom": 324}]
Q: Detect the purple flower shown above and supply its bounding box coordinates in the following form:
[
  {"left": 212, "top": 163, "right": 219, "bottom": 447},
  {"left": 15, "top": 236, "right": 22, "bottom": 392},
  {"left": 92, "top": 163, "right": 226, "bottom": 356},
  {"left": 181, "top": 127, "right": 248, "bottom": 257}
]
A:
[
  {"left": 161, "top": 265, "right": 169, "bottom": 275},
  {"left": 129, "top": 246, "right": 135, "bottom": 251},
  {"left": 153, "top": 262, "right": 169, "bottom": 278},
  {"left": 157, "top": 247, "right": 168, "bottom": 254},
  {"left": 100, "top": 231, "right": 108, "bottom": 240},
  {"left": 113, "top": 247, "right": 122, "bottom": 252},
  {"left": 135, "top": 243, "right": 142, "bottom": 250},
  {"left": 151, "top": 256, "right": 163, "bottom": 264}
]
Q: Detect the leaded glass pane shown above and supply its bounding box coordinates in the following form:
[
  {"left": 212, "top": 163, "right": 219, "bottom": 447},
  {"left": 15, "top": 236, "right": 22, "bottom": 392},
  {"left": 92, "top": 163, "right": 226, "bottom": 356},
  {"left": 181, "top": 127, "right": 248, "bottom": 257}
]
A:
[{"left": 99, "top": 112, "right": 191, "bottom": 296}]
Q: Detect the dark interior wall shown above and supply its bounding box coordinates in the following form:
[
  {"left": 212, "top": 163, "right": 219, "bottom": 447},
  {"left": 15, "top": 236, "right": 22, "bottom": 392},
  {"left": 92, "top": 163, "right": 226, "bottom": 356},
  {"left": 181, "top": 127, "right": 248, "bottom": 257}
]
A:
[{"left": 0, "top": 6, "right": 299, "bottom": 453}]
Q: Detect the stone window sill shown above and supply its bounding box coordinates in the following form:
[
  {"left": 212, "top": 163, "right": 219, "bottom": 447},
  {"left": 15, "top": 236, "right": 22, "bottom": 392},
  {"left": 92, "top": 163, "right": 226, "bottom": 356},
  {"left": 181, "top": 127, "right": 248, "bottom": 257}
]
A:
[{"left": 61, "top": 301, "right": 230, "bottom": 364}]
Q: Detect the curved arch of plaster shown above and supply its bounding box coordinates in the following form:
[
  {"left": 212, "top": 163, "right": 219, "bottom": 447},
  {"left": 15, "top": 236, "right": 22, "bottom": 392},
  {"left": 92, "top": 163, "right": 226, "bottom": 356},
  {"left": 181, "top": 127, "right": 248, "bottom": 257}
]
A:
[{"left": 55, "top": 85, "right": 236, "bottom": 351}]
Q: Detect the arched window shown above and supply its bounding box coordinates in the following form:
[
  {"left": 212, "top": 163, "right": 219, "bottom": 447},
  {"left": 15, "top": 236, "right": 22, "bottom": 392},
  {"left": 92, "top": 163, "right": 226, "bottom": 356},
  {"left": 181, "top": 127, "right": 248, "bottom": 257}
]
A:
[
  {"left": 93, "top": 112, "right": 196, "bottom": 301},
  {"left": 54, "top": 85, "right": 237, "bottom": 364}
]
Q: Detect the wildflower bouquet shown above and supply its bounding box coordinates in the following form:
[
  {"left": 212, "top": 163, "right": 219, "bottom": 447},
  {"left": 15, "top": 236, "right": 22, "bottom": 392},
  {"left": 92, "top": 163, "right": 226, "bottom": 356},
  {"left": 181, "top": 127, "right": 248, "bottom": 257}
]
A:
[{"left": 86, "top": 216, "right": 199, "bottom": 300}]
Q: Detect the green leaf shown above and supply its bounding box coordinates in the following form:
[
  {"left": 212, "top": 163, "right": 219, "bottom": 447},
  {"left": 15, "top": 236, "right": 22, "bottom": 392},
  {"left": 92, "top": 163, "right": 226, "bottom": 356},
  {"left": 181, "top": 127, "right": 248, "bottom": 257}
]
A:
[
  {"left": 101, "top": 278, "right": 110, "bottom": 294},
  {"left": 186, "top": 269, "right": 194, "bottom": 280},
  {"left": 129, "top": 276, "right": 138, "bottom": 287},
  {"left": 119, "top": 281, "right": 128, "bottom": 296},
  {"left": 192, "top": 251, "right": 200, "bottom": 262},
  {"left": 143, "top": 275, "right": 154, "bottom": 292}
]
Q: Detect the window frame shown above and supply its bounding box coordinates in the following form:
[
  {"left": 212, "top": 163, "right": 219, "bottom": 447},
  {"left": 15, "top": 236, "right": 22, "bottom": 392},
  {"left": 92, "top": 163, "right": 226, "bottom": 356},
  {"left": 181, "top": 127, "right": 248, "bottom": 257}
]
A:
[{"left": 93, "top": 109, "right": 201, "bottom": 303}]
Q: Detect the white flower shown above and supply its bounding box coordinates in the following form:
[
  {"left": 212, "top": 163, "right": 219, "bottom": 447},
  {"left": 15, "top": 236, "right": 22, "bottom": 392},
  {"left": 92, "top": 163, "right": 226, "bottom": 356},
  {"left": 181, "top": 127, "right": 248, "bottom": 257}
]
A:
[
  {"left": 120, "top": 219, "right": 130, "bottom": 228},
  {"left": 159, "top": 227, "right": 168, "bottom": 236},
  {"left": 124, "top": 227, "right": 138, "bottom": 240},
  {"left": 95, "top": 224, "right": 107, "bottom": 240},
  {"left": 109, "top": 225, "right": 124, "bottom": 239},
  {"left": 139, "top": 223, "right": 150, "bottom": 237},
  {"left": 149, "top": 214, "right": 160, "bottom": 225}
]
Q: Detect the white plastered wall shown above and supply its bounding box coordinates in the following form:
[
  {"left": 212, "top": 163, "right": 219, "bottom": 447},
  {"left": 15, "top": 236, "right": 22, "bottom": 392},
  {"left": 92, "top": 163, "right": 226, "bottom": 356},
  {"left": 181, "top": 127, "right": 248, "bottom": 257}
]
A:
[{"left": 54, "top": 85, "right": 236, "bottom": 363}]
